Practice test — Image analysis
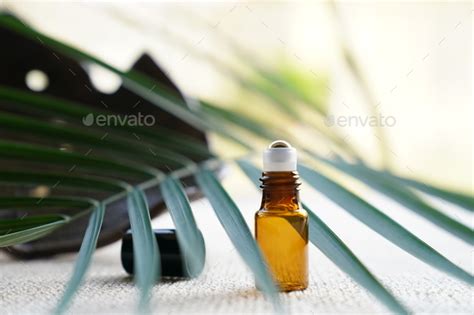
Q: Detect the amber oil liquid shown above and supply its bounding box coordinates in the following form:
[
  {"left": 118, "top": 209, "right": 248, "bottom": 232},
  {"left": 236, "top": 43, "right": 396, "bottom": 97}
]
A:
[{"left": 255, "top": 171, "right": 308, "bottom": 292}]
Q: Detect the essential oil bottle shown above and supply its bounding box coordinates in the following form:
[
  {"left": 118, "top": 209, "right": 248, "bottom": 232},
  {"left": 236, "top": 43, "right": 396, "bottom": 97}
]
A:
[{"left": 255, "top": 140, "right": 308, "bottom": 292}]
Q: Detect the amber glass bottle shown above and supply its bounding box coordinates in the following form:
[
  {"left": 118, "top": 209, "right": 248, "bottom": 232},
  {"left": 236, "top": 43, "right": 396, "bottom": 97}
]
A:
[{"left": 255, "top": 141, "right": 308, "bottom": 292}]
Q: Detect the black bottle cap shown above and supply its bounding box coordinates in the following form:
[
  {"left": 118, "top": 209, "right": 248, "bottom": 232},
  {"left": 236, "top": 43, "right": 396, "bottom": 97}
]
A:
[{"left": 121, "top": 228, "right": 205, "bottom": 278}]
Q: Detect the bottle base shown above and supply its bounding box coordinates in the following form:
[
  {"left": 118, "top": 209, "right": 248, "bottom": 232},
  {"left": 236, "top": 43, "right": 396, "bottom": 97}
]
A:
[
  {"left": 278, "top": 283, "right": 308, "bottom": 292},
  {"left": 256, "top": 282, "right": 308, "bottom": 293}
]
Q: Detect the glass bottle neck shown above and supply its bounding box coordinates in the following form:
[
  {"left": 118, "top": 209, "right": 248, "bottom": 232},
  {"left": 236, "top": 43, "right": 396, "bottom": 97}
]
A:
[{"left": 259, "top": 171, "right": 301, "bottom": 211}]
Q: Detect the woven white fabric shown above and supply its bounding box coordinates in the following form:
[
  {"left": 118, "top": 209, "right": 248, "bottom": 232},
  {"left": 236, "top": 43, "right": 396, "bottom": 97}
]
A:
[{"left": 1, "top": 184, "right": 472, "bottom": 314}]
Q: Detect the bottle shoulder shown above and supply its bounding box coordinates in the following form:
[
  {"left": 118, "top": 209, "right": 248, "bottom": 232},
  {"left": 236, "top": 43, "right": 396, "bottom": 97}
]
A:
[{"left": 256, "top": 208, "right": 308, "bottom": 218}]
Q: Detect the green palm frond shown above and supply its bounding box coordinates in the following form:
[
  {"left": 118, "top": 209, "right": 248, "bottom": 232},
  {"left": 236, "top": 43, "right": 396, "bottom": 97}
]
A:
[
  {"left": 0, "top": 171, "right": 128, "bottom": 192},
  {"left": 0, "top": 214, "right": 69, "bottom": 247},
  {"left": 0, "top": 12, "right": 471, "bottom": 315},
  {"left": 298, "top": 164, "right": 472, "bottom": 285},
  {"left": 127, "top": 188, "right": 160, "bottom": 312},
  {"left": 389, "top": 174, "right": 473, "bottom": 212},
  {"left": 160, "top": 176, "right": 205, "bottom": 277},
  {"left": 0, "top": 196, "right": 95, "bottom": 247},
  {"left": 0, "top": 86, "right": 213, "bottom": 159},
  {"left": 195, "top": 168, "right": 281, "bottom": 309},
  {"left": 54, "top": 203, "right": 105, "bottom": 314},
  {"left": 0, "top": 139, "right": 156, "bottom": 177},
  {"left": 313, "top": 156, "right": 473, "bottom": 244}
]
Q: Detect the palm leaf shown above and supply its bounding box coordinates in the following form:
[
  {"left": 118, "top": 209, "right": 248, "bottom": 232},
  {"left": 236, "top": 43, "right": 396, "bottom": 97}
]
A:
[
  {"left": 0, "top": 140, "right": 156, "bottom": 178},
  {"left": 0, "top": 214, "right": 67, "bottom": 233},
  {"left": 0, "top": 196, "right": 97, "bottom": 246},
  {"left": 0, "top": 15, "right": 251, "bottom": 150},
  {"left": 0, "top": 171, "right": 127, "bottom": 193},
  {"left": 160, "top": 176, "right": 205, "bottom": 277},
  {"left": 0, "top": 157, "right": 159, "bottom": 312},
  {"left": 0, "top": 76, "right": 198, "bottom": 313},
  {"left": 0, "top": 196, "right": 95, "bottom": 210},
  {"left": 304, "top": 204, "right": 407, "bottom": 313},
  {"left": 127, "top": 188, "right": 160, "bottom": 312},
  {"left": 314, "top": 156, "right": 473, "bottom": 244},
  {"left": 298, "top": 164, "right": 473, "bottom": 285},
  {"left": 199, "top": 101, "right": 282, "bottom": 141},
  {"left": 0, "top": 170, "right": 129, "bottom": 309},
  {"left": 54, "top": 203, "right": 105, "bottom": 314},
  {"left": 0, "top": 214, "right": 69, "bottom": 247},
  {"left": 194, "top": 168, "right": 281, "bottom": 310},
  {"left": 0, "top": 111, "right": 194, "bottom": 168},
  {"left": 236, "top": 159, "right": 408, "bottom": 313},
  {"left": 391, "top": 175, "right": 473, "bottom": 212},
  {"left": 124, "top": 17, "right": 354, "bottom": 155},
  {"left": 0, "top": 85, "right": 213, "bottom": 159}
]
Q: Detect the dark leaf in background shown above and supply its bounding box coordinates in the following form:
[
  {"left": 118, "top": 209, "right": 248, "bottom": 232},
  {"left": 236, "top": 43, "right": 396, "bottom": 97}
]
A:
[{"left": 0, "top": 14, "right": 211, "bottom": 257}]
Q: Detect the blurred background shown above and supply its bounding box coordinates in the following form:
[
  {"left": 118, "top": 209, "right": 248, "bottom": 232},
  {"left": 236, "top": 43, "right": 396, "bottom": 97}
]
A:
[{"left": 4, "top": 0, "right": 472, "bottom": 189}]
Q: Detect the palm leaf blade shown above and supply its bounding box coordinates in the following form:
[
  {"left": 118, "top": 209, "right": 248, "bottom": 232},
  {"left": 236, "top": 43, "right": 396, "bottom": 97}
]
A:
[
  {"left": 0, "top": 171, "right": 127, "bottom": 193},
  {"left": 304, "top": 204, "right": 407, "bottom": 313},
  {"left": 0, "top": 214, "right": 69, "bottom": 247},
  {"left": 317, "top": 157, "right": 473, "bottom": 244},
  {"left": 199, "top": 101, "right": 279, "bottom": 141},
  {"left": 0, "top": 214, "right": 66, "bottom": 233},
  {"left": 194, "top": 168, "right": 280, "bottom": 309},
  {"left": 298, "top": 164, "right": 473, "bottom": 285},
  {"left": 0, "top": 85, "right": 213, "bottom": 159},
  {"left": 54, "top": 203, "right": 105, "bottom": 314},
  {"left": 0, "top": 111, "right": 191, "bottom": 168},
  {"left": 0, "top": 196, "right": 94, "bottom": 210},
  {"left": 160, "top": 176, "right": 205, "bottom": 277},
  {"left": 127, "top": 189, "right": 160, "bottom": 312},
  {"left": 393, "top": 175, "right": 473, "bottom": 212},
  {"left": 0, "top": 140, "right": 153, "bottom": 178}
]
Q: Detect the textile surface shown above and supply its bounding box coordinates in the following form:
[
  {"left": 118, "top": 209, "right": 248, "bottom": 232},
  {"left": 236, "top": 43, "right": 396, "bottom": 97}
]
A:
[{"left": 1, "top": 183, "right": 472, "bottom": 314}]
